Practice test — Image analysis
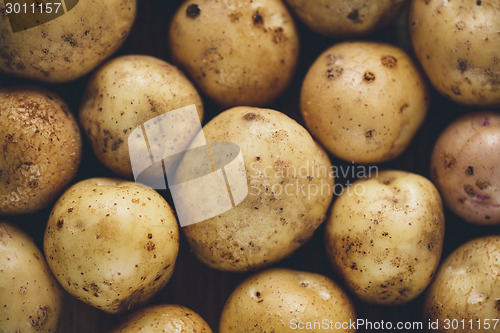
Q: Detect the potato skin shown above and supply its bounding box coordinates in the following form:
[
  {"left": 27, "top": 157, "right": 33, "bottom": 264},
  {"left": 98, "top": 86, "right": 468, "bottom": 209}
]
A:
[
  {"left": 0, "top": 0, "right": 136, "bottom": 83},
  {"left": 0, "top": 221, "right": 63, "bottom": 333},
  {"left": 43, "top": 178, "right": 179, "bottom": 314},
  {"left": 325, "top": 170, "right": 445, "bottom": 305},
  {"left": 301, "top": 42, "right": 429, "bottom": 163},
  {"left": 409, "top": 0, "right": 500, "bottom": 107},
  {"left": 110, "top": 304, "right": 212, "bottom": 333},
  {"left": 431, "top": 111, "right": 500, "bottom": 226},
  {"left": 79, "top": 55, "right": 203, "bottom": 177},
  {"left": 169, "top": 0, "right": 299, "bottom": 107},
  {"left": 424, "top": 236, "right": 500, "bottom": 333},
  {"left": 181, "top": 107, "right": 334, "bottom": 272},
  {"left": 219, "top": 268, "right": 356, "bottom": 333},
  {"left": 0, "top": 86, "right": 82, "bottom": 215},
  {"left": 284, "top": 0, "right": 407, "bottom": 38}
]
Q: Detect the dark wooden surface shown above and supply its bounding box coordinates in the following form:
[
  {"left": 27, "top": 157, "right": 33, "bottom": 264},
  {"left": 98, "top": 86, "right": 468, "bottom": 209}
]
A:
[{"left": 2, "top": 1, "right": 499, "bottom": 332}]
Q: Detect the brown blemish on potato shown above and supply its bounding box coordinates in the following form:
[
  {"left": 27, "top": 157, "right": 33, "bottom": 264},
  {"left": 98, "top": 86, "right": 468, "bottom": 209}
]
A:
[
  {"left": 146, "top": 241, "right": 156, "bottom": 251},
  {"left": 61, "top": 33, "right": 78, "bottom": 47},
  {"left": 326, "top": 66, "right": 344, "bottom": 79},
  {"left": 451, "top": 86, "right": 461, "bottom": 95},
  {"left": 457, "top": 59, "right": 468, "bottom": 73},
  {"left": 465, "top": 166, "right": 474, "bottom": 176},
  {"left": 57, "top": 219, "right": 64, "bottom": 228},
  {"left": 476, "top": 0, "right": 482, "bottom": 5},
  {"left": 381, "top": 56, "right": 397, "bottom": 68},
  {"left": 455, "top": 21, "right": 466, "bottom": 31},
  {"left": 111, "top": 139, "right": 123, "bottom": 151},
  {"left": 400, "top": 103, "right": 409, "bottom": 113},
  {"left": 252, "top": 11, "right": 263, "bottom": 26},
  {"left": 147, "top": 233, "right": 153, "bottom": 239},
  {"left": 443, "top": 153, "right": 456, "bottom": 168},
  {"left": 347, "top": 9, "right": 362, "bottom": 23},
  {"left": 495, "top": 299, "right": 500, "bottom": 310},
  {"left": 363, "top": 72, "right": 375, "bottom": 82},
  {"left": 244, "top": 113, "right": 257, "bottom": 120},
  {"left": 29, "top": 306, "right": 48, "bottom": 330},
  {"left": 272, "top": 27, "right": 286, "bottom": 44},
  {"left": 476, "top": 180, "right": 490, "bottom": 190},
  {"left": 365, "top": 130, "right": 373, "bottom": 138},
  {"left": 463, "top": 184, "right": 475, "bottom": 197},
  {"left": 186, "top": 4, "right": 200, "bottom": 18}
]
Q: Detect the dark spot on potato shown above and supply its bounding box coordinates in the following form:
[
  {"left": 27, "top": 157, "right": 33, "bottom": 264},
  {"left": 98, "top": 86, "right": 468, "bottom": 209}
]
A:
[
  {"left": 486, "top": 215, "right": 491, "bottom": 220},
  {"left": 347, "top": 9, "right": 362, "bottom": 23},
  {"left": 244, "top": 113, "right": 256, "bottom": 120},
  {"left": 476, "top": 180, "right": 490, "bottom": 190},
  {"left": 57, "top": 219, "right": 64, "bottom": 228},
  {"left": 256, "top": 156, "right": 261, "bottom": 161},
  {"left": 146, "top": 241, "right": 155, "bottom": 251},
  {"left": 29, "top": 180, "right": 38, "bottom": 188},
  {"left": 444, "top": 153, "right": 456, "bottom": 168},
  {"left": 363, "top": 71, "right": 375, "bottom": 82},
  {"left": 29, "top": 306, "right": 48, "bottom": 329},
  {"left": 255, "top": 291, "right": 261, "bottom": 297},
  {"left": 351, "top": 262, "right": 358, "bottom": 270},
  {"left": 400, "top": 103, "right": 409, "bottom": 112},
  {"left": 154, "top": 275, "right": 161, "bottom": 281},
  {"left": 300, "top": 282, "right": 308, "bottom": 287},
  {"left": 62, "top": 33, "right": 78, "bottom": 47},
  {"left": 381, "top": 56, "right": 397, "bottom": 68},
  {"left": 458, "top": 59, "right": 468, "bottom": 73},
  {"left": 382, "top": 178, "right": 393, "bottom": 185},
  {"left": 482, "top": 118, "right": 490, "bottom": 126},
  {"left": 147, "top": 233, "right": 152, "bottom": 239},
  {"left": 463, "top": 184, "right": 475, "bottom": 197},
  {"left": 465, "top": 166, "right": 474, "bottom": 176},
  {"left": 476, "top": 0, "right": 482, "bottom": 5},
  {"left": 252, "top": 11, "right": 263, "bottom": 26},
  {"left": 452, "top": 86, "right": 461, "bottom": 95},
  {"left": 425, "top": 0, "right": 431, "bottom": 4},
  {"left": 111, "top": 139, "right": 123, "bottom": 151},
  {"left": 365, "top": 130, "right": 373, "bottom": 138},
  {"left": 186, "top": 4, "right": 200, "bottom": 18},
  {"left": 326, "top": 66, "right": 344, "bottom": 79},
  {"left": 16, "top": 63, "right": 25, "bottom": 71},
  {"left": 68, "top": 207, "right": 73, "bottom": 213},
  {"left": 272, "top": 27, "right": 286, "bottom": 44}
]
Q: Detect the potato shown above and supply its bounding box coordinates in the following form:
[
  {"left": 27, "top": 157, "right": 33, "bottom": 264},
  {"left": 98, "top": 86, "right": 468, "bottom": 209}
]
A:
[
  {"left": 424, "top": 236, "right": 500, "bottom": 333},
  {"left": 301, "top": 41, "right": 429, "bottom": 164},
  {"left": 219, "top": 268, "right": 356, "bottom": 333},
  {"left": 0, "top": 221, "right": 62, "bottom": 333},
  {"left": 0, "top": 0, "right": 136, "bottom": 83},
  {"left": 0, "top": 86, "right": 82, "bottom": 215},
  {"left": 431, "top": 111, "right": 500, "bottom": 226},
  {"left": 409, "top": 0, "right": 500, "bottom": 107},
  {"left": 79, "top": 55, "right": 203, "bottom": 177},
  {"left": 325, "top": 170, "right": 445, "bottom": 305},
  {"left": 180, "top": 107, "right": 333, "bottom": 272},
  {"left": 43, "top": 178, "right": 179, "bottom": 314},
  {"left": 110, "top": 304, "right": 212, "bottom": 333},
  {"left": 169, "top": 0, "right": 299, "bottom": 107},
  {"left": 284, "top": 0, "right": 407, "bottom": 38}
]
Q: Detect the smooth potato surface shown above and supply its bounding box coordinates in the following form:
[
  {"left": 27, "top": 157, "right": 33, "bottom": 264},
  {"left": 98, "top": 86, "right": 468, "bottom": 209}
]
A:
[
  {"left": 220, "top": 268, "right": 356, "bottom": 333},
  {"left": 424, "top": 236, "right": 500, "bottom": 333},
  {"left": 409, "top": 0, "right": 500, "bottom": 107},
  {"left": 79, "top": 55, "right": 203, "bottom": 177},
  {"left": 169, "top": 0, "right": 299, "bottom": 107},
  {"left": 301, "top": 41, "right": 429, "bottom": 163},
  {"left": 431, "top": 111, "right": 500, "bottom": 226},
  {"left": 325, "top": 170, "right": 445, "bottom": 305},
  {"left": 0, "top": 222, "right": 62, "bottom": 333},
  {"left": 44, "top": 178, "right": 179, "bottom": 314},
  {"left": 110, "top": 304, "right": 212, "bottom": 333},
  {"left": 181, "top": 107, "right": 334, "bottom": 272},
  {"left": 0, "top": 86, "right": 81, "bottom": 215},
  {"left": 0, "top": 0, "right": 136, "bottom": 83}
]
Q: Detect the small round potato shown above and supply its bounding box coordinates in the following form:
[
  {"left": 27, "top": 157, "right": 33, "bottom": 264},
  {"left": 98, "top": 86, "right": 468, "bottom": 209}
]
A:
[
  {"left": 0, "top": 86, "right": 82, "bottom": 215},
  {"left": 110, "top": 304, "right": 212, "bottom": 333},
  {"left": 284, "top": 0, "right": 407, "bottom": 38},
  {"left": 181, "top": 107, "right": 334, "bottom": 272},
  {"left": 424, "top": 236, "right": 500, "bottom": 333},
  {"left": 325, "top": 170, "right": 445, "bottom": 305},
  {"left": 0, "top": 0, "right": 136, "bottom": 83},
  {"left": 79, "top": 55, "right": 203, "bottom": 177},
  {"left": 169, "top": 0, "right": 299, "bottom": 107},
  {"left": 431, "top": 111, "right": 500, "bottom": 226},
  {"left": 219, "top": 268, "right": 356, "bottom": 333},
  {"left": 43, "top": 178, "right": 179, "bottom": 314},
  {"left": 0, "top": 221, "right": 63, "bottom": 333},
  {"left": 409, "top": 0, "right": 500, "bottom": 107},
  {"left": 301, "top": 41, "right": 430, "bottom": 163}
]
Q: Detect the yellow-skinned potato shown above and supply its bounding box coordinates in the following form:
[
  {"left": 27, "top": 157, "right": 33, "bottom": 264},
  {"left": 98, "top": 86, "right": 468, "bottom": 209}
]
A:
[
  {"left": 424, "top": 236, "right": 500, "bottom": 333},
  {"left": 409, "top": 0, "right": 500, "bottom": 107},
  {"left": 0, "top": 221, "right": 63, "bottom": 333},
  {"left": 301, "top": 41, "right": 430, "bottom": 164},
  {"left": 169, "top": 0, "right": 299, "bottom": 107},
  {"left": 79, "top": 55, "right": 203, "bottom": 177},
  {"left": 0, "top": 86, "right": 82, "bottom": 215},
  {"left": 325, "top": 170, "right": 445, "bottom": 305},
  {"left": 110, "top": 304, "right": 212, "bottom": 333},
  {"left": 284, "top": 0, "right": 407, "bottom": 38},
  {"left": 219, "top": 268, "right": 356, "bottom": 333},
  {"left": 43, "top": 178, "right": 179, "bottom": 314},
  {"left": 181, "top": 107, "right": 334, "bottom": 272},
  {"left": 0, "top": 0, "right": 136, "bottom": 83},
  {"left": 431, "top": 111, "right": 500, "bottom": 226}
]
